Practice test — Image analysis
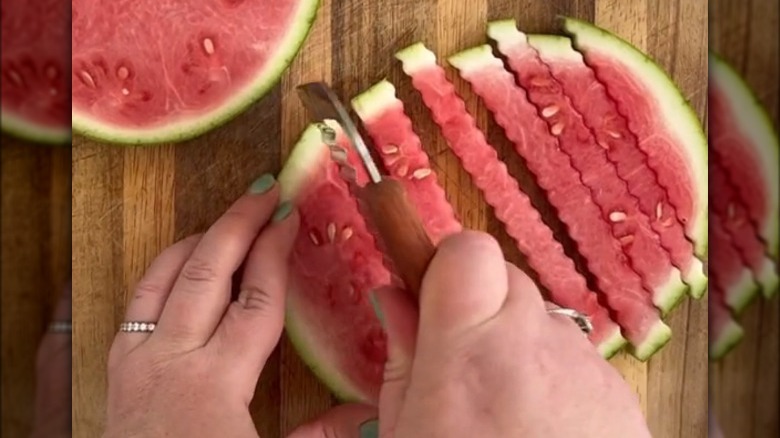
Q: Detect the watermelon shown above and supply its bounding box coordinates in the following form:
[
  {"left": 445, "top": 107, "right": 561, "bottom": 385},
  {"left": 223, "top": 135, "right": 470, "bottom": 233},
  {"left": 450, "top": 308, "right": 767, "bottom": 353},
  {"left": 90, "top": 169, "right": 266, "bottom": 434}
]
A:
[
  {"left": 709, "top": 52, "right": 780, "bottom": 262},
  {"left": 485, "top": 22, "right": 687, "bottom": 313},
  {"left": 71, "top": 0, "right": 320, "bottom": 144},
  {"left": 710, "top": 156, "right": 779, "bottom": 296},
  {"left": 398, "top": 42, "right": 669, "bottom": 360},
  {"left": 709, "top": 211, "right": 760, "bottom": 314},
  {"left": 1, "top": 0, "right": 70, "bottom": 143},
  {"left": 489, "top": 26, "right": 708, "bottom": 300},
  {"left": 352, "top": 80, "right": 626, "bottom": 358},
  {"left": 560, "top": 18, "right": 709, "bottom": 260},
  {"left": 709, "top": 284, "right": 745, "bottom": 360}
]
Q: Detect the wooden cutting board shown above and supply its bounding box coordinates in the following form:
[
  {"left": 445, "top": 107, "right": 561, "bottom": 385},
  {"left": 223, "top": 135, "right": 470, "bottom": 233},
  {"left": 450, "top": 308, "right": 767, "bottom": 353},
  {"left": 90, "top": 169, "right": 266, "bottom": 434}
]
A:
[
  {"left": 72, "top": 1, "right": 711, "bottom": 436},
  {"left": 0, "top": 139, "right": 70, "bottom": 437}
]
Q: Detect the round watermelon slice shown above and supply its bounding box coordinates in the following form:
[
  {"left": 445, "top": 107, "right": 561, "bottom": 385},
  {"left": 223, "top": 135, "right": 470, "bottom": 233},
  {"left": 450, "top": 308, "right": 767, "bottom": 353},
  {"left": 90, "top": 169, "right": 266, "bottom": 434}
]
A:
[
  {"left": 709, "top": 52, "right": 780, "bottom": 262},
  {"left": 561, "top": 18, "right": 708, "bottom": 259},
  {"left": 71, "top": 0, "right": 319, "bottom": 144},
  {"left": 1, "top": 0, "right": 70, "bottom": 143}
]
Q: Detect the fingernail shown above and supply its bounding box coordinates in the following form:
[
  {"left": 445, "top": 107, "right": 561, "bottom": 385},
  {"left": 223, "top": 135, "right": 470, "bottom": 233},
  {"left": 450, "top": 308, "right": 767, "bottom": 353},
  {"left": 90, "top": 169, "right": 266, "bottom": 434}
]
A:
[
  {"left": 359, "top": 419, "right": 378, "bottom": 438},
  {"left": 369, "top": 291, "right": 385, "bottom": 328},
  {"left": 248, "top": 173, "right": 275, "bottom": 195},
  {"left": 272, "top": 201, "right": 293, "bottom": 222}
]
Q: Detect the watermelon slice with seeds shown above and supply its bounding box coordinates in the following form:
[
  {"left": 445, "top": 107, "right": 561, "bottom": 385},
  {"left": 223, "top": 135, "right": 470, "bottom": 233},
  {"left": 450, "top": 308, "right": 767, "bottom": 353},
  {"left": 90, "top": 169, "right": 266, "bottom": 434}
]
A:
[
  {"left": 1, "top": 0, "right": 70, "bottom": 143},
  {"left": 487, "top": 25, "right": 707, "bottom": 300},
  {"left": 352, "top": 79, "right": 626, "bottom": 358},
  {"left": 560, "top": 18, "right": 709, "bottom": 260},
  {"left": 709, "top": 156, "right": 779, "bottom": 296},
  {"left": 485, "top": 21, "right": 687, "bottom": 314},
  {"left": 71, "top": 0, "right": 320, "bottom": 144},
  {"left": 709, "top": 52, "right": 780, "bottom": 262},
  {"left": 398, "top": 42, "right": 668, "bottom": 360}
]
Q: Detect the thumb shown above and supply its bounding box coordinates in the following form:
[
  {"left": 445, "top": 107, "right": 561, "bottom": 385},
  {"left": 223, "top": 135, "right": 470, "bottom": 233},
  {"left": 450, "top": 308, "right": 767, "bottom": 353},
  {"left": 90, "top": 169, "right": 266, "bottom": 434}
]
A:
[{"left": 286, "top": 403, "right": 377, "bottom": 438}]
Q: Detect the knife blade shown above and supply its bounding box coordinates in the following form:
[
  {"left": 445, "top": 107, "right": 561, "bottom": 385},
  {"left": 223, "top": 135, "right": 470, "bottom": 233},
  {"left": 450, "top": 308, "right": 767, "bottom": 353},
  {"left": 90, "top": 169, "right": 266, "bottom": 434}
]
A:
[{"left": 297, "top": 82, "right": 436, "bottom": 300}]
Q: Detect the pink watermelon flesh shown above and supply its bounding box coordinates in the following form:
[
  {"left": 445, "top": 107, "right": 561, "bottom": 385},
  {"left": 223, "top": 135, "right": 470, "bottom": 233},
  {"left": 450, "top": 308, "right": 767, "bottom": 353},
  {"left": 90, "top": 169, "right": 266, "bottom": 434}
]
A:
[
  {"left": 709, "top": 284, "right": 744, "bottom": 360},
  {"left": 560, "top": 18, "right": 707, "bottom": 259},
  {"left": 708, "top": 212, "right": 759, "bottom": 314},
  {"left": 71, "top": 0, "right": 318, "bottom": 143},
  {"left": 353, "top": 79, "right": 626, "bottom": 357},
  {"left": 489, "top": 29, "right": 686, "bottom": 314},
  {"left": 280, "top": 124, "right": 389, "bottom": 404},
  {"left": 510, "top": 31, "right": 707, "bottom": 300},
  {"left": 399, "top": 43, "right": 667, "bottom": 360},
  {"left": 350, "top": 82, "right": 462, "bottom": 244},
  {"left": 709, "top": 54, "right": 780, "bottom": 260},
  {"left": 1, "top": 0, "right": 70, "bottom": 142},
  {"left": 709, "top": 156, "right": 779, "bottom": 295}
]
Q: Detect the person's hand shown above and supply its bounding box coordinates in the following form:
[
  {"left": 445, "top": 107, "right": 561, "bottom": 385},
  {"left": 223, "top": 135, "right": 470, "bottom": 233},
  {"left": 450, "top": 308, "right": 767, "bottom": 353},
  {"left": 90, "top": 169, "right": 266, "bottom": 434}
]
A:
[
  {"left": 103, "top": 174, "right": 375, "bottom": 437},
  {"left": 30, "top": 280, "right": 72, "bottom": 438},
  {"left": 365, "top": 231, "right": 652, "bottom": 438}
]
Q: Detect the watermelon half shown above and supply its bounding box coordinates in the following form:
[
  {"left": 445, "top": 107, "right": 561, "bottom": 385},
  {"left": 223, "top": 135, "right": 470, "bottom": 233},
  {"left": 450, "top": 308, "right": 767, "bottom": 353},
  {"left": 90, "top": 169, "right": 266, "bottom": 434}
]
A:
[
  {"left": 71, "top": 0, "right": 320, "bottom": 144},
  {"left": 1, "top": 0, "right": 71, "bottom": 143},
  {"left": 560, "top": 18, "right": 709, "bottom": 259},
  {"left": 709, "top": 52, "right": 780, "bottom": 263}
]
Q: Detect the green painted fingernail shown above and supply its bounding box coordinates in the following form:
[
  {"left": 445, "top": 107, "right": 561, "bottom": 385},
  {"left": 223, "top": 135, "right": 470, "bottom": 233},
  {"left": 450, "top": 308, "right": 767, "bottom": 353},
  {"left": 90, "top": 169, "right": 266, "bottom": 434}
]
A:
[
  {"left": 272, "top": 201, "right": 293, "bottom": 222},
  {"left": 359, "top": 419, "right": 378, "bottom": 438},
  {"left": 369, "top": 291, "right": 385, "bottom": 328},
  {"left": 248, "top": 174, "right": 275, "bottom": 194}
]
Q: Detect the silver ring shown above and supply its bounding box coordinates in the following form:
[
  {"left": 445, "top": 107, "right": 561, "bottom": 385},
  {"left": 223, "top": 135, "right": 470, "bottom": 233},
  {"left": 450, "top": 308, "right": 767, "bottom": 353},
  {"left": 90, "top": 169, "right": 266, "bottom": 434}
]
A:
[
  {"left": 547, "top": 308, "right": 593, "bottom": 334},
  {"left": 119, "top": 321, "right": 157, "bottom": 333},
  {"left": 48, "top": 320, "right": 72, "bottom": 333}
]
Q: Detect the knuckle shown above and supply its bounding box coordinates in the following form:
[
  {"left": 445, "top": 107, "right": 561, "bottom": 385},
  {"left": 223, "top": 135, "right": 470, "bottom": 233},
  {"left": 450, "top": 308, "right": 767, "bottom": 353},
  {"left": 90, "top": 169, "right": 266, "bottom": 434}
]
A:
[
  {"left": 179, "top": 257, "right": 219, "bottom": 284},
  {"left": 133, "top": 279, "right": 168, "bottom": 300},
  {"left": 237, "top": 285, "right": 275, "bottom": 311}
]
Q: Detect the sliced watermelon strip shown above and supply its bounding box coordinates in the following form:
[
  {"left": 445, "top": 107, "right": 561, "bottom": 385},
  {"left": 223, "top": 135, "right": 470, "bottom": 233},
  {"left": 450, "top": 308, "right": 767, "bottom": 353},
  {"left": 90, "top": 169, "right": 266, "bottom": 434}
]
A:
[
  {"left": 501, "top": 29, "right": 708, "bottom": 300},
  {"left": 561, "top": 18, "right": 708, "bottom": 259},
  {"left": 353, "top": 78, "right": 626, "bottom": 357},
  {"left": 398, "top": 43, "right": 667, "bottom": 360},
  {"left": 709, "top": 212, "right": 760, "bottom": 314},
  {"left": 710, "top": 157, "right": 779, "bottom": 297},
  {"left": 709, "top": 284, "right": 745, "bottom": 360},
  {"left": 709, "top": 52, "right": 780, "bottom": 259},
  {"left": 351, "top": 81, "right": 462, "bottom": 245},
  {"left": 279, "top": 124, "right": 389, "bottom": 404},
  {"left": 486, "top": 22, "right": 687, "bottom": 313}
]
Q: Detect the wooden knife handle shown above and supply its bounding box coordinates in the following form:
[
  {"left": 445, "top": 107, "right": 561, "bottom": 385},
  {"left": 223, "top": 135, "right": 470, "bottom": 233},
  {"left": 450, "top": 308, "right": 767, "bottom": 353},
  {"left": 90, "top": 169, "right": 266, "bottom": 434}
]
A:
[{"left": 361, "top": 179, "right": 436, "bottom": 300}]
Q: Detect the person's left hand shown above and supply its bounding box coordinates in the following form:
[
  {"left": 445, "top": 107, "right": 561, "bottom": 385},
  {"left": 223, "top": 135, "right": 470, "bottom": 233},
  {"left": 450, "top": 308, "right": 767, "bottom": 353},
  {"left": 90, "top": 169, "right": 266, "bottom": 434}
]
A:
[{"left": 103, "top": 174, "right": 376, "bottom": 437}]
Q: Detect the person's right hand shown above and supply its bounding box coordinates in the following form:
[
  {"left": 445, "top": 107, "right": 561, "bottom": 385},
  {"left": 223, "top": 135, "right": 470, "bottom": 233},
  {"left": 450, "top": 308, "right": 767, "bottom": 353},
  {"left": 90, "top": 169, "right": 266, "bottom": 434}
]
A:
[{"left": 368, "top": 231, "right": 652, "bottom": 438}]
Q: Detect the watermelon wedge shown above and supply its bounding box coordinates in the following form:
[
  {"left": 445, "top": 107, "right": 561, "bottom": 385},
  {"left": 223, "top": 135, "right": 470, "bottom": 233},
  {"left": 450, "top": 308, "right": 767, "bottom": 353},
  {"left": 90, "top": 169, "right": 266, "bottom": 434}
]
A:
[
  {"left": 560, "top": 18, "right": 709, "bottom": 260},
  {"left": 72, "top": 0, "right": 320, "bottom": 144},
  {"left": 1, "top": 0, "right": 70, "bottom": 143},
  {"left": 485, "top": 22, "right": 687, "bottom": 313},
  {"left": 352, "top": 80, "right": 626, "bottom": 357},
  {"left": 709, "top": 52, "right": 780, "bottom": 261},
  {"left": 709, "top": 284, "right": 745, "bottom": 360},
  {"left": 398, "top": 43, "right": 668, "bottom": 360},
  {"left": 710, "top": 156, "right": 779, "bottom": 297},
  {"left": 488, "top": 25, "right": 707, "bottom": 300},
  {"left": 709, "top": 212, "right": 760, "bottom": 314}
]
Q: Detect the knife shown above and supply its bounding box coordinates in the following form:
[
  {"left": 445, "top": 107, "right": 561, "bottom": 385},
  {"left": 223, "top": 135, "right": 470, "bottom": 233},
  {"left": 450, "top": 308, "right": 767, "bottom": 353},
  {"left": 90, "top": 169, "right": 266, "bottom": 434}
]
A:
[{"left": 297, "top": 82, "right": 436, "bottom": 300}]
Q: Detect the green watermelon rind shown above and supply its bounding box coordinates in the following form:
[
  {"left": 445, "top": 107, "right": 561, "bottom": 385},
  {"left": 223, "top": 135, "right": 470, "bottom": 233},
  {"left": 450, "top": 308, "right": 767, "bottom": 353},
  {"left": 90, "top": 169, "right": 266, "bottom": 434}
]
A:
[
  {"left": 71, "top": 0, "right": 321, "bottom": 146},
  {"left": 710, "top": 52, "right": 780, "bottom": 261},
  {"left": 725, "top": 269, "right": 761, "bottom": 316},
  {"left": 278, "top": 123, "right": 371, "bottom": 404},
  {"left": 709, "top": 319, "right": 745, "bottom": 361},
  {"left": 561, "top": 17, "right": 709, "bottom": 260},
  {"left": 1, "top": 111, "right": 71, "bottom": 145},
  {"left": 631, "top": 320, "right": 672, "bottom": 362},
  {"left": 599, "top": 327, "right": 629, "bottom": 359},
  {"left": 757, "top": 258, "right": 779, "bottom": 299},
  {"left": 522, "top": 32, "right": 710, "bottom": 301}
]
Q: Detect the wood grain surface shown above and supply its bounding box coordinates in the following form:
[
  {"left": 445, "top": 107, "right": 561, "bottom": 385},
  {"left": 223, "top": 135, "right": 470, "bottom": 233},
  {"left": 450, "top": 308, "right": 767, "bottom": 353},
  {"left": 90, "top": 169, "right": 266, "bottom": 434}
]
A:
[
  {"left": 72, "top": 1, "right": 709, "bottom": 436},
  {"left": 710, "top": 0, "right": 780, "bottom": 437},
  {"left": 1, "top": 138, "right": 71, "bottom": 437}
]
